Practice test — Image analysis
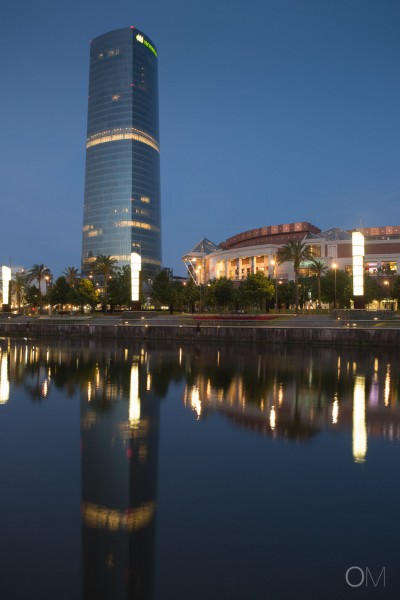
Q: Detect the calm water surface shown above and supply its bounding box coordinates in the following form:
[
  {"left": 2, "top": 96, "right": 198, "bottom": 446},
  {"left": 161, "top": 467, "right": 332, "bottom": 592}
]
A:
[{"left": 0, "top": 338, "right": 399, "bottom": 599}]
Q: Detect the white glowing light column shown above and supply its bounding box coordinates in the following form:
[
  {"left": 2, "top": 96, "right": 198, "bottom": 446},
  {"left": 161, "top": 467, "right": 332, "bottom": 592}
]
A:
[
  {"left": 352, "top": 232, "right": 364, "bottom": 297},
  {"left": 2, "top": 266, "right": 11, "bottom": 307},
  {"left": 130, "top": 252, "right": 141, "bottom": 302}
]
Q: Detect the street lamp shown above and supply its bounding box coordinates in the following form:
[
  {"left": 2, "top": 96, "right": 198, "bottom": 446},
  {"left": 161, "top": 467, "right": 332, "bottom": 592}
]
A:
[
  {"left": 270, "top": 258, "right": 278, "bottom": 309},
  {"left": 384, "top": 280, "right": 389, "bottom": 310},
  {"left": 332, "top": 262, "right": 337, "bottom": 309}
]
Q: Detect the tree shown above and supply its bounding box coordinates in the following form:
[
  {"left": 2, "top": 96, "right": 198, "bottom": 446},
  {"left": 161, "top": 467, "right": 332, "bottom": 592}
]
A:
[
  {"left": 364, "top": 274, "right": 385, "bottom": 306},
  {"left": 277, "top": 242, "right": 312, "bottom": 312},
  {"left": 25, "top": 285, "right": 40, "bottom": 311},
  {"left": 309, "top": 259, "right": 328, "bottom": 308},
  {"left": 321, "top": 269, "right": 352, "bottom": 308},
  {"left": 207, "top": 277, "right": 234, "bottom": 312},
  {"left": 28, "top": 264, "right": 52, "bottom": 311},
  {"left": 11, "top": 272, "right": 28, "bottom": 312},
  {"left": 277, "top": 281, "right": 296, "bottom": 310},
  {"left": 151, "top": 269, "right": 183, "bottom": 312},
  {"left": 94, "top": 255, "right": 118, "bottom": 311},
  {"left": 75, "top": 279, "right": 99, "bottom": 312},
  {"left": 239, "top": 273, "right": 274, "bottom": 312},
  {"left": 63, "top": 266, "right": 80, "bottom": 288},
  {"left": 151, "top": 270, "right": 172, "bottom": 309},
  {"left": 182, "top": 278, "right": 199, "bottom": 313},
  {"left": 108, "top": 266, "right": 131, "bottom": 308},
  {"left": 48, "top": 276, "right": 72, "bottom": 312}
]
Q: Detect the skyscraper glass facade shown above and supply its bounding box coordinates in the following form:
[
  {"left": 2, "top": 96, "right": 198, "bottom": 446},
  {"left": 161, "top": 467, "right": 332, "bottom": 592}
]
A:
[{"left": 82, "top": 27, "right": 161, "bottom": 277}]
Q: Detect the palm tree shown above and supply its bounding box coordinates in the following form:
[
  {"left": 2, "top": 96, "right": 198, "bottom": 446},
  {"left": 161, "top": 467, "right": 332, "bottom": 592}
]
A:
[
  {"left": 277, "top": 241, "right": 312, "bottom": 312},
  {"left": 28, "top": 264, "right": 52, "bottom": 311},
  {"left": 94, "top": 255, "right": 118, "bottom": 311},
  {"left": 309, "top": 259, "right": 328, "bottom": 309},
  {"left": 63, "top": 266, "right": 80, "bottom": 288},
  {"left": 11, "top": 271, "right": 28, "bottom": 312}
]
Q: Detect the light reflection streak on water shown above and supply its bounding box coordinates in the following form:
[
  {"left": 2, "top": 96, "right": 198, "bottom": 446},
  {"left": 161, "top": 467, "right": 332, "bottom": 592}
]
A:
[
  {"left": 0, "top": 350, "right": 9, "bottom": 404},
  {"left": 188, "top": 386, "right": 201, "bottom": 419},
  {"left": 353, "top": 375, "right": 367, "bottom": 463},
  {"left": 278, "top": 383, "right": 283, "bottom": 407},
  {"left": 332, "top": 395, "right": 339, "bottom": 425},
  {"left": 87, "top": 381, "right": 92, "bottom": 402},
  {"left": 129, "top": 363, "right": 141, "bottom": 427},
  {"left": 384, "top": 364, "right": 391, "bottom": 407},
  {"left": 269, "top": 406, "right": 276, "bottom": 430}
]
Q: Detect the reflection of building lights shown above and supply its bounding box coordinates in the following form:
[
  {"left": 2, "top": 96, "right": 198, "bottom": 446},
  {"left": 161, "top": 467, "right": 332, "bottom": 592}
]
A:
[
  {"left": 332, "top": 395, "right": 339, "bottom": 425},
  {"left": 146, "top": 372, "right": 151, "bottom": 392},
  {"left": 179, "top": 347, "right": 182, "bottom": 366},
  {"left": 269, "top": 406, "right": 276, "bottom": 430},
  {"left": 0, "top": 352, "right": 9, "bottom": 404},
  {"left": 82, "top": 501, "right": 155, "bottom": 531},
  {"left": 129, "top": 363, "right": 141, "bottom": 426},
  {"left": 278, "top": 383, "right": 283, "bottom": 407},
  {"left": 189, "top": 386, "right": 202, "bottom": 419},
  {"left": 374, "top": 358, "right": 378, "bottom": 373},
  {"left": 337, "top": 356, "right": 341, "bottom": 377},
  {"left": 353, "top": 375, "right": 367, "bottom": 463},
  {"left": 384, "top": 364, "right": 391, "bottom": 407},
  {"left": 42, "top": 379, "right": 48, "bottom": 398},
  {"left": 87, "top": 381, "right": 92, "bottom": 402}
]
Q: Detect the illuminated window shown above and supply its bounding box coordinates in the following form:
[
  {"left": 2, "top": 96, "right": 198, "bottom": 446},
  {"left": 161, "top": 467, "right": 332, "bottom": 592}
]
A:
[
  {"left": 98, "top": 53, "right": 104, "bottom": 60},
  {"left": 115, "top": 221, "right": 159, "bottom": 231},
  {"left": 108, "top": 49, "right": 120, "bottom": 57},
  {"left": 112, "top": 94, "right": 120, "bottom": 101},
  {"left": 87, "top": 229, "right": 102, "bottom": 237},
  {"left": 307, "top": 244, "right": 321, "bottom": 257},
  {"left": 140, "top": 196, "right": 151, "bottom": 204},
  {"left": 135, "top": 208, "right": 150, "bottom": 216},
  {"left": 86, "top": 127, "right": 159, "bottom": 153}
]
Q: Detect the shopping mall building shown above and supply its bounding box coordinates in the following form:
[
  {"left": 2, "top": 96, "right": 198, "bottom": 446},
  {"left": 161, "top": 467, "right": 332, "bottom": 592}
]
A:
[{"left": 182, "top": 222, "right": 400, "bottom": 285}]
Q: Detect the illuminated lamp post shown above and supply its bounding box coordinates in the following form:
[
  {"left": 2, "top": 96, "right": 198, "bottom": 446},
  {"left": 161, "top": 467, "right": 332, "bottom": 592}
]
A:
[
  {"left": 195, "top": 266, "right": 203, "bottom": 313},
  {"left": 1, "top": 266, "right": 11, "bottom": 312},
  {"left": 384, "top": 280, "right": 389, "bottom": 310},
  {"left": 352, "top": 232, "right": 365, "bottom": 309},
  {"left": 332, "top": 262, "right": 337, "bottom": 309},
  {"left": 270, "top": 258, "right": 278, "bottom": 309}
]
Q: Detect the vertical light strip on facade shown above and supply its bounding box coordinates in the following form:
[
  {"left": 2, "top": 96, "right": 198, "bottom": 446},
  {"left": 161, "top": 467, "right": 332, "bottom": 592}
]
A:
[{"left": 352, "top": 232, "right": 364, "bottom": 296}]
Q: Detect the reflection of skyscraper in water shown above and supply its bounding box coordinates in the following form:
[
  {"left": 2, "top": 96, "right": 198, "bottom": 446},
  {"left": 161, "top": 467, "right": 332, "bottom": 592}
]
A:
[{"left": 81, "top": 359, "right": 160, "bottom": 600}]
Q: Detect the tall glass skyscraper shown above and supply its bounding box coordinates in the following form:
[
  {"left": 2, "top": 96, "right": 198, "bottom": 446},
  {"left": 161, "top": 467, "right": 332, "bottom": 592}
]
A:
[{"left": 81, "top": 27, "right": 161, "bottom": 278}]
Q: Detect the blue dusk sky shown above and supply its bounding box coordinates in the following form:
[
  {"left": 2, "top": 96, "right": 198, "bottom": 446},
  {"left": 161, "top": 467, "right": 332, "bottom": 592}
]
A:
[{"left": 1, "top": 0, "right": 399, "bottom": 277}]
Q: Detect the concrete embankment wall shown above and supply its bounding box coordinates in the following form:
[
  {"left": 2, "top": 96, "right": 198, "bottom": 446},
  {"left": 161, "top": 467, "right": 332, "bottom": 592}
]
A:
[{"left": 0, "top": 322, "right": 400, "bottom": 347}]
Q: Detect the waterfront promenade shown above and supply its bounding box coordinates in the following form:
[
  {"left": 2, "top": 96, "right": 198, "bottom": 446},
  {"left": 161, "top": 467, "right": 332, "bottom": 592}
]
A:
[{"left": 0, "top": 312, "right": 400, "bottom": 347}]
